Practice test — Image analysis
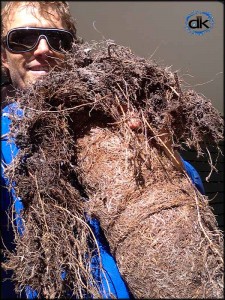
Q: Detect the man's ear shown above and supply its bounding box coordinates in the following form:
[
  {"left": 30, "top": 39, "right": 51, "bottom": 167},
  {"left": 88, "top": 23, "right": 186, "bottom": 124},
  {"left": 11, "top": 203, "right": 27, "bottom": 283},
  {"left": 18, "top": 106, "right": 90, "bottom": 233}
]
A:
[{"left": 2, "top": 47, "right": 9, "bottom": 69}]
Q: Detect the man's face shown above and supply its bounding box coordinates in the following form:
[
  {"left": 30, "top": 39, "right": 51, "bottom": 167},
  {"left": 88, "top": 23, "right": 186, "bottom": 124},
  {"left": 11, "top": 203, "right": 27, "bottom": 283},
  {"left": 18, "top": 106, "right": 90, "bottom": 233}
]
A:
[{"left": 2, "top": 5, "right": 66, "bottom": 89}]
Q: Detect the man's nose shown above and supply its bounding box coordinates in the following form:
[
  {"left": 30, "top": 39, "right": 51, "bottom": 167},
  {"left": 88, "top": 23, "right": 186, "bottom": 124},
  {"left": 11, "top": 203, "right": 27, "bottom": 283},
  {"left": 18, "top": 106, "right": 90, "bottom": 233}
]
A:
[{"left": 33, "top": 37, "right": 51, "bottom": 56}]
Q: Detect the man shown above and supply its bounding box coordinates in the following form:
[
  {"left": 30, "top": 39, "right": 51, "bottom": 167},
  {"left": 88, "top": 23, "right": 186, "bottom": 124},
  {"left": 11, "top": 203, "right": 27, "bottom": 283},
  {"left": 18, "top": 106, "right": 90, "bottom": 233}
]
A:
[
  {"left": 1, "top": 1, "right": 205, "bottom": 299},
  {"left": 1, "top": 2, "right": 133, "bottom": 298}
]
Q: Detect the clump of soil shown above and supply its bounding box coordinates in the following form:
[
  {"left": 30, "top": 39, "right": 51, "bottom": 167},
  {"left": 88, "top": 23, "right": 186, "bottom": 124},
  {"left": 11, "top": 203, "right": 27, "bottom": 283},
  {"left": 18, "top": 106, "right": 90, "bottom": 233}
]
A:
[{"left": 3, "top": 40, "right": 224, "bottom": 298}]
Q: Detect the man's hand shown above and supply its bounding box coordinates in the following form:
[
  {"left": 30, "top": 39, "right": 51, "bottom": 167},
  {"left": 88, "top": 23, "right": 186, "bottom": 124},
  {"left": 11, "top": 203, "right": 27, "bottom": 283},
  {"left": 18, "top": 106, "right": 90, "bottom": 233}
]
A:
[{"left": 127, "top": 112, "right": 142, "bottom": 130}]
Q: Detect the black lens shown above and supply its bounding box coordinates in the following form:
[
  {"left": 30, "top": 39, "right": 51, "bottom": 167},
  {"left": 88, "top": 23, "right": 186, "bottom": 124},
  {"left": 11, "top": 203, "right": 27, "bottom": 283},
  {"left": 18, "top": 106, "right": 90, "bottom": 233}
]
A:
[
  {"left": 8, "top": 29, "right": 39, "bottom": 51},
  {"left": 46, "top": 31, "right": 73, "bottom": 52}
]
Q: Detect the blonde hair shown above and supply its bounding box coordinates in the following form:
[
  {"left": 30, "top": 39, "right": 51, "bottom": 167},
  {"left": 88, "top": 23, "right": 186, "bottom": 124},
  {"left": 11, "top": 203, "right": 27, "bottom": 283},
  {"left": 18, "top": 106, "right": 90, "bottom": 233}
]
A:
[
  {"left": 1, "top": 1, "right": 78, "bottom": 84},
  {"left": 1, "top": 1, "right": 77, "bottom": 36}
]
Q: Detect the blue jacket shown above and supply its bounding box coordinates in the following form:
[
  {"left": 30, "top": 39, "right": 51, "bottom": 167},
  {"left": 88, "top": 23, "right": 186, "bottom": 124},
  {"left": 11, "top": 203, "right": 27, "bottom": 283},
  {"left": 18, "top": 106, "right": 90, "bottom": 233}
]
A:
[{"left": 1, "top": 103, "right": 205, "bottom": 299}]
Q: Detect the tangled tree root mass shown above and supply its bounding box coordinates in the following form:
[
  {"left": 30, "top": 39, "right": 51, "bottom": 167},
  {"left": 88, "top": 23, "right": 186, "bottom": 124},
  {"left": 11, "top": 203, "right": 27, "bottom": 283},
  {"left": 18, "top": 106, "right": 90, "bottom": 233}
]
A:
[{"left": 3, "top": 40, "right": 224, "bottom": 298}]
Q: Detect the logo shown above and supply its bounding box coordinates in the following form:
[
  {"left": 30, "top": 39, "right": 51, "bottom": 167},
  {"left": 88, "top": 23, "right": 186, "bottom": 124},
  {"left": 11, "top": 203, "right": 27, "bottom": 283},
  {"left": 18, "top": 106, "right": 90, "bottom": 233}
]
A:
[{"left": 185, "top": 11, "right": 214, "bottom": 35}]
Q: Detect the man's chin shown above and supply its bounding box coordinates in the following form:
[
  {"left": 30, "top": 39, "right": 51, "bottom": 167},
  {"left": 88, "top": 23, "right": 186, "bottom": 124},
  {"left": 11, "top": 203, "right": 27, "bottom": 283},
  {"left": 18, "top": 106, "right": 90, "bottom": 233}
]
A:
[{"left": 27, "top": 72, "right": 49, "bottom": 85}]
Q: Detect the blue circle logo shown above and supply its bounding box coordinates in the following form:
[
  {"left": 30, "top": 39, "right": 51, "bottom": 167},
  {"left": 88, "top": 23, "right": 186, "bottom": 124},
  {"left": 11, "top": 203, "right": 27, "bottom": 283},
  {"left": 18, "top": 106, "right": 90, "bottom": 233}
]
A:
[{"left": 185, "top": 11, "right": 214, "bottom": 35}]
